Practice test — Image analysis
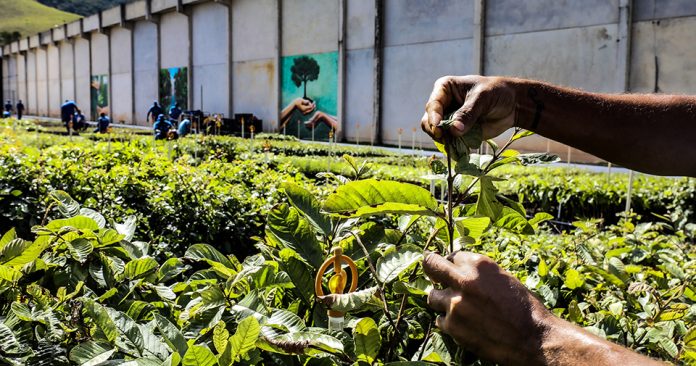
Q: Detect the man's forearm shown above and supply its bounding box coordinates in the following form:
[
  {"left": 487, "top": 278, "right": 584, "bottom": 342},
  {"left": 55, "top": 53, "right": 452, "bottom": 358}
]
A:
[
  {"left": 509, "top": 78, "right": 696, "bottom": 176},
  {"left": 538, "top": 317, "right": 663, "bottom": 366}
]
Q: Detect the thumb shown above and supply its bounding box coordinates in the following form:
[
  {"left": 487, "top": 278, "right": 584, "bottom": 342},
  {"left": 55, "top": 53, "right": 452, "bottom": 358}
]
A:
[
  {"left": 448, "top": 92, "right": 484, "bottom": 137},
  {"left": 423, "top": 252, "right": 462, "bottom": 288}
]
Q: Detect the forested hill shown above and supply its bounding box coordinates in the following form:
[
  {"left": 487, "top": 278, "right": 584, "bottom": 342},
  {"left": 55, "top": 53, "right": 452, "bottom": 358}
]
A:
[
  {"left": 0, "top": 0, "right": 80, "bottom": 43},
  {"left": 38, "top": 0, "right": 131, "bottom": 17}
]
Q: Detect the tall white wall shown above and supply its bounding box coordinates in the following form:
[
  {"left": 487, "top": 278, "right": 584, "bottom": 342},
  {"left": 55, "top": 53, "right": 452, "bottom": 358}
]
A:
[
  {"left": 192, "top": 2, "right": 229, "bottom": 115},
  {"left": 160, "top": 12, "right": 189, "bottom": 69},
  {"left": 26, "top": 51, "right": 37, "bottom": 115},
  {"left": 17, "top": 53, "right": 26, "bottom": 108},
  {"left": 60, "top": 42, "right": 75, "bottom": 103},
  {"left": 47, "top": 44, "right": 61, "bottom": 117},
  {"left": 110, "top": 27, "right": 133, "bottom": 123},
  {"left": 232, "top": 0, "right": 278, "bottom": 131},
  {"left": 74, "top": 38, "right": 91, "bottom": 119},
  {"left": 345, "top": 0, "right": 375, "bottom": 144},
  {"left": 36, "top": 48, "right": 48, "bottom": 116},
  {"left": 133, "top": 20, "right": 158, "bottom": 125},
  {"left": 1, "top": 56, "right": 17, "bottom": 104},
  {"left": 382, "top": 0, "right": 475, "bottom": 146}
]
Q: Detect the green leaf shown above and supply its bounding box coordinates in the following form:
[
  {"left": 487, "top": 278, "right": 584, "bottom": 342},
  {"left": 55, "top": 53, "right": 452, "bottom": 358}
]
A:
[
  {"left": 82, "top": 300, "right": 118, "bottom": 343},
  {"left": 0, "top": 228, "right": 17, "bottom": 249},
  {"left": 475, "top": 176, "right": 502, "bottom": 220},
  {"left": 68, "top": 238, "right": 94, "bottom": 264},
  {"left": 278, "top": 249, "right": 314, "bottom": 305},
  {"left": 114, "top": 215, "right": 137, "bottom": 242},
  {"left": 0, "top": 264, "right": 22, "bottom": 282},
  {"left": 182, "top": 345, "right": 217, "bottom": 366},
  {"left": 416, "top": 332, "right": 450, "bottom": 363},
  {"left": 354, "top": 317, "right": 380, "bottom": 364},
  {"left": 154, "top": 314, "right": 188, "bottom": 357},
  {"left": 454, "top": 216, "right": 490, "bottom": 240},
  {"left": 2, "top": 237, "right": 50, "bottom": 268},
  {"left": 495, "top": 207, "right": 534, "bottom": 235},
  {"left": 324, "top": 179, "right": 440, "bottom": 217},
  {"left": 122, "top": 257, "right": 159, "bottom": 281},
  {"left": 185, "top": 244, "right": 234, "bottom": 269},
  {"left": 517, "top": 152, "right": 560, "bottom": 165},
  {"left": 511, "top": 129, "right": 534, "bottom": 142},
  {"left": 213, "top": 321, "right": 229, "bottom": 354},
  {"left": 376, "top": 246, "right": 423, "bottom": 283},
  {"left": 266, "top": 204, "right": 323, "bottom": 268},
  {"left": 529, "top": 212, "right": 554, "bottom": 227},
  {"left": 49, "top": 190, "right": 80, "bottom": 217},
  {"left": 45, "top": 216, "right": 100, "bottom": 232},
  {"left": 267, "top": 309, "right": 307, "bottom": 333},
  {"left": 317, "top": 286, "right": 380, "bottom": 312},
  {"left": 80, "top": 208, "right": 106, "bottom": 228},
  {"left": 281, "top": 182, "right": 332, "bottom": 236},
  {"left": 0, "top": 322, "right": 21, "bottom": 353},
  {"left": 158, "top": 258, "right": 189, "bottom": 282},
  {"left": 230, "top": 316, "right": 260, "bottom": 362},
  {"left": 69, "top": 341, "right": 116, "bottom": 366},
  {"left": 564, "top": 269, "right": 584, "bottom": 290}
]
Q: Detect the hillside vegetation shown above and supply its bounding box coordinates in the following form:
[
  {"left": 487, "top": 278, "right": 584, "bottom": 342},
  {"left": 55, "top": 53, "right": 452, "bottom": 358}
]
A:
[
  {"left": 0, "top": 0, "right": 79, "bottom": 40},
  {"left": 38, "top": 0, "right": 130, "bottom": 17}
]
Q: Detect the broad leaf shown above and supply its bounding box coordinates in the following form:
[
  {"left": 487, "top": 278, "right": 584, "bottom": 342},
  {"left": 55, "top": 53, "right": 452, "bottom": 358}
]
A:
[
  {"left": 376, "top": 247, "right": 423, "bottom": 283},
  {"left": 354, "top": 317, "right": 380, "bottom": 364},
  {"left": 229, "top": 316, "right": 260, "bottom": 362},
  {"left": 324, "top": 179, "right": 440, "bottom": 217},
  {"left": 82, "top": 300, "right": 118, "bottom": 343},
  {"left": 267, "top": 204, "right": 323, "bottom": 268},
  {"left": 69, "top": 341, "right": 116, "bottom": 366},
  {"left": 281, "top": 182, "right": 332, "bottom": 236},
  {"left": 185, "top": 244, "right": 234, "bottom": 269},
  {"left": 49, "top": 190, "right": 80, "bottom": 217},
  {"left": 278, "top": 249, "right": 314, "bottom": 305},
  {"left": 114, "top": 215, "right": 137, "bottom": 242},
  {"left": 317, "top": 286, "right": 380, "bottom": 312},
  {"left": 475, "top": 176, "right": 502, "bottom": 220},
  {"left": 182, "top": 345, "right": 217, "bottom": 366},
  {"left": 154, "top": 314, "right": 188, "bottom": 357}
]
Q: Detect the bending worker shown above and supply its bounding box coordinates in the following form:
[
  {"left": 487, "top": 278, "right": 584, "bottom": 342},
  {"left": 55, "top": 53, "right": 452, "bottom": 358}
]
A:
[{"left": 420, "top": 75, "right": 696, "bottom": 366}]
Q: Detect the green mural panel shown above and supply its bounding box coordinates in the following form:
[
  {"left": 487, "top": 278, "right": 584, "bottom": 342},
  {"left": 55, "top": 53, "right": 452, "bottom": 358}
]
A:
[
  {"left": 280, "top": 51, "right": 338, "bottom": 140},
  {"left": 90, "top": 75, "right": 109, "bottom": 120},
  {"left": 159, "top": 67, "right": 188, "bottom": 113}
]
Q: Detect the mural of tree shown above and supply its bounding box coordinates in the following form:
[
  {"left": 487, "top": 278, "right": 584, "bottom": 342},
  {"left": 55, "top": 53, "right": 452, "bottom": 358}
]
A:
[
  {"left": 159, "top": 69, "right": 172, "bottom": 109},
  {"left": 290, "top": 56, "right": 320, "bottom": 100},
  {"left": 173, "top": 68, "right": 188, "bottom": 109}
]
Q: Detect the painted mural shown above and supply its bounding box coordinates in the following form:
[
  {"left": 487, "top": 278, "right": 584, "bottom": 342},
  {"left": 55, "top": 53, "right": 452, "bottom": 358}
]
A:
[
  {"left": 280, "top": 51, "right": 338, "bottom": 141},
  {"left": 159, "top": 67, "right": 188, "bottom": 111},
  {"left": 90, "top": 75, "right": 109, "bottom": 120}
]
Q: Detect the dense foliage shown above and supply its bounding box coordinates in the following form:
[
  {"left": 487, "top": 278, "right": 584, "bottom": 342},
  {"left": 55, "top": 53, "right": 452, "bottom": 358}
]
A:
[
  {"left": 37, "top": 0, "right": 130, "bottom": 17},
  {"left": 0, "top": 119, "right": 695, "bottom": 365}
]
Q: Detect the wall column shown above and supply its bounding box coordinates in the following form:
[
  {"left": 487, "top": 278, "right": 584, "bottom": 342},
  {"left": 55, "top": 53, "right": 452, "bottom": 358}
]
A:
[
  {"left": 617, "top": 0, "right": 633, "bottom": 93},
  {"left": 473, "top": 0, "right": 486, "bottom": 75},
  {"left": 372, "top": 0, "right": 384, "bottom": 145}
]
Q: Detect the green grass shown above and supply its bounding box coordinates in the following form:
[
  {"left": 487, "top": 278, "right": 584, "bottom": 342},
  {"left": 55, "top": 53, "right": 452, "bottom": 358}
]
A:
[{"left": 0, "top": 0, "right": 80, "bottom": 38}]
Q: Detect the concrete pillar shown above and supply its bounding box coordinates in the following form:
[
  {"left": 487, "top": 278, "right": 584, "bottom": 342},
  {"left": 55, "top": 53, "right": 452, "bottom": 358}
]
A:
[
  {"left": 617, "top": 0, "right": 633, "bottom": 93},
  {"left": 473, "top": 0, "right": 486, "bottom": 75},
  {"left": 337, "top": 0, "right": 346, "bottom": 140},
  {"left": 373, "top": 0, "right": 384, "bottom": 145}
]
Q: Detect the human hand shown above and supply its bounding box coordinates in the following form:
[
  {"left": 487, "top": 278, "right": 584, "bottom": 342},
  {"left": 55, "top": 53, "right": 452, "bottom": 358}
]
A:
[
  {"left": 294, "top": 98, "right": 316, "bottom": 115},
  {"left": 421, "top": 75, "right": 518, "bottom": 142},
  {"left": 423, "top": 251, "right": 552, "bottom": 364}
]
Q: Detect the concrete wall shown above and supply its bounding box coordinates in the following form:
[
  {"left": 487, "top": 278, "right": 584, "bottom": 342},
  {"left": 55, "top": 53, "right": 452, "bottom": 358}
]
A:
[
  {"left": 36, "top": 48, "right": 49, "bottom": 116},
  {"left": 6, "top": 0, "right": 696, "bottom": 164},
  {"left": 232, "top": 0, "right": 278, "bottom": 132},
  {"left": 74, "top": 38, "right": 91, "bottom": 119},
  {"left": 159, "top": 12, "right": 189, "bottom": 69},
  {"left": 133, "top": 20, "right": 158, "bottom": 125},
  {"left": 60, "top": 42, "right": 75, "bottom": 104},
  {"left": 110, "top": 27, "right": 133, "bottom": 123},
  {"left": 192, "top": 2, "right": 229, "bottom": 115},
  {"left": 382, "top": 0, "right": 475, "bottom": 146},
  {"left": 47, "top": 44, "right": 61, "bottom": 117},
  {"left": 344, "top": 0, "right": 376, "bottom": 144},
  {"left": 17, "top": 53, "right": 26, "bottom": 108}
]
